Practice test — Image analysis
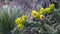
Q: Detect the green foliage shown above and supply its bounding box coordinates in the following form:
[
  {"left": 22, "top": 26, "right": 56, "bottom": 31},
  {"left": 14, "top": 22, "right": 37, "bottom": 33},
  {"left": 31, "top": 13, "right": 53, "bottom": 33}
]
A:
[{"left": 0, "top": 5, "right": 22, "bottom": 34}]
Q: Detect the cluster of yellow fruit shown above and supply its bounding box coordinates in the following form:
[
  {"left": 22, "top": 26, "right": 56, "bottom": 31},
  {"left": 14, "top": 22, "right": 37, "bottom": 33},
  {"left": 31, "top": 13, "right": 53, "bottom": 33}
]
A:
[
  {"left": 31, "top": 4, "right": 55, "bottom": 20},
  {"left": 15, "top": 15, "right": 27, "bottom": 29},
  {"left": 31, "top": 10, "right": 45, "bottom": 20}
]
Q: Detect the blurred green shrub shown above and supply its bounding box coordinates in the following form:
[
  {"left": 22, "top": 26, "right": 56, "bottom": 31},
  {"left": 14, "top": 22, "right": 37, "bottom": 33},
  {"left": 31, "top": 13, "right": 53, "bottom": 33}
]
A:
[{"left": 0, "top": 5, "right": 22, "bottom": 34}]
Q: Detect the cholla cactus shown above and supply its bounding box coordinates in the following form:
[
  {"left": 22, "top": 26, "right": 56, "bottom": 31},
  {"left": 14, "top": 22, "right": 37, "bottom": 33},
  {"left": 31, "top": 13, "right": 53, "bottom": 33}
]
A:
[
  {"left": 31, "top": 4, "right": 55, "bottom": 21},
  {"left": 28, "top": 3, "right": 60, "bottom": 34}
]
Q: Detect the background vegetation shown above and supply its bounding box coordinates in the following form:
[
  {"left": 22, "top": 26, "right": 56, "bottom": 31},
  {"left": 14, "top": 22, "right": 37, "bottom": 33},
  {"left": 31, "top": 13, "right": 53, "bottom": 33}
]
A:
[{"left": 0, "top": 0, "right": 60, "bottom": 34}]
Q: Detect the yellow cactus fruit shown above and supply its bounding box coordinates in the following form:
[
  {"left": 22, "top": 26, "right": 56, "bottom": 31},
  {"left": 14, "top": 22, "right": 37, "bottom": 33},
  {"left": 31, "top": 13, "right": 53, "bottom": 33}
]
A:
[
  {"left": 45, "top": 7, "right": 51, "bottom": 13},
  {"left": 49, "top": 4, "right": 55, "bottom": 10},
  {"left": 19, "top": 18, "right": 25, "bottom": 24},
  {"left": 15, "top": 16, "right": 27, "bottom": 25},
  {"left": 15, "top": 18, "right": 20, "bottom": 25},
  {"left": 31, "top": 10, "right": 40, "bottom": 18},
  {"left": 21, "top": 15, "right": 27, "bottom": 21},
  {"left": 19, "top": 16, "right": 27, "bottom": 24},
  {"left": 15, "top": 16, "right": 27, "bottom": 30},
  {"left": 17, "top": 24, "right": 24, "bottom": 30},
  {"left": 39, "top": 15, "right": 45, "bottom": 20},
  {"left": 39, "top": 7, "right": 45, "bottom": 15}
]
